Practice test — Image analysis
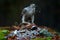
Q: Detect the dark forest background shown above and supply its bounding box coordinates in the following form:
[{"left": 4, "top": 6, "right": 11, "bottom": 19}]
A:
[{"left": 0, "top": 0, "right": 60, "bottom": 31}]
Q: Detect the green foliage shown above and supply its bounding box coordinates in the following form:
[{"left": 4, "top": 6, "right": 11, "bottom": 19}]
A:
[
  {"left": 0, "top": 30, "right": 9, "bottom": 40},
  {"left": 1, "top": 30, "right": 9, "bottom": 34},
  {"left": 45, "top": 37, "right": 52, "bottom": 40}
]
